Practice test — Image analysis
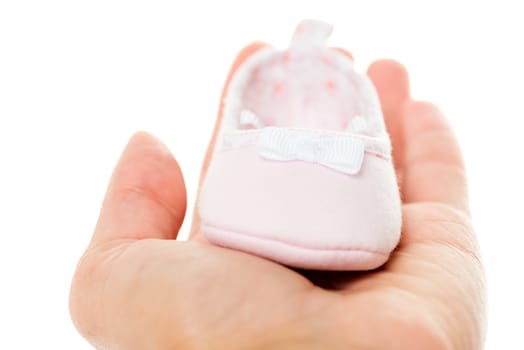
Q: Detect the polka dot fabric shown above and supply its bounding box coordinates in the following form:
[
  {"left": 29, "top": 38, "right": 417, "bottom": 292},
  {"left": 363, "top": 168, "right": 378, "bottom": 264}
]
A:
[{"left": 240, "top": 19, "right": 381, "bottom": 136}]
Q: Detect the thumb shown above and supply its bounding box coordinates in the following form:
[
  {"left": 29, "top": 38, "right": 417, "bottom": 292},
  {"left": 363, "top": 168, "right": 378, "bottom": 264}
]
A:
[{"left": 91, "top": 132, "right": 187, "bottom": 245}]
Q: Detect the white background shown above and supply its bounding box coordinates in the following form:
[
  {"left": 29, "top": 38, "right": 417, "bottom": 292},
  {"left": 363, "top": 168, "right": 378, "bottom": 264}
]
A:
[{"left": 0, "top": 1, "right": 522, "bottom": 348}]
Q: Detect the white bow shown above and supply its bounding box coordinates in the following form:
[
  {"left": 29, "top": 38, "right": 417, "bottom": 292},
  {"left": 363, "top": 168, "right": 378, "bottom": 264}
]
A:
[{"left": 256, "top": 127, "right": 365, "bottom": 175}]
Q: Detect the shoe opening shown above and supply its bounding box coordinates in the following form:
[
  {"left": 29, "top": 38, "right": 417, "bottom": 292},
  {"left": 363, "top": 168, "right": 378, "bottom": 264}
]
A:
[{"left": 221, "top": 20, "right": 386, "bottom": 138}]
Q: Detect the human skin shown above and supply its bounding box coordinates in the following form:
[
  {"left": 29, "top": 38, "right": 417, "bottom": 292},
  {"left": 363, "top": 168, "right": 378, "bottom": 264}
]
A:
[{"left": 69, "top": 44, "right": 486, "bottom": 349}]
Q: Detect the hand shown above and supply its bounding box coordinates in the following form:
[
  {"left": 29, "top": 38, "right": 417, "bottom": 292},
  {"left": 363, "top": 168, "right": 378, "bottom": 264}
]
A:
[{"left": 70, "top": 45, "right": 485, "bottom": 349}]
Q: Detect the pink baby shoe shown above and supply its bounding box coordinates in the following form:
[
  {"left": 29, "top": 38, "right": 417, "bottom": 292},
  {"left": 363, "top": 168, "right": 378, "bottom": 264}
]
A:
[{"left": 198, "top": 20, "right": 402, "bottom": 270}]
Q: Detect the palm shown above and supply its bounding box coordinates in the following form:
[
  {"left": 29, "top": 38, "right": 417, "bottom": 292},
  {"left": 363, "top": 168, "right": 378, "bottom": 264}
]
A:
[
  {"left": 169, "top": 201, "right": 476, "bottom": 348},
  {"left": 70, "top": 59, "right": 485, "bottom": 349}
]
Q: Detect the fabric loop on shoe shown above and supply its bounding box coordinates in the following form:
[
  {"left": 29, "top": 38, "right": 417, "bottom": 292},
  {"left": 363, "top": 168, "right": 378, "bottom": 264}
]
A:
[{"left": 290, "top": 19, "right": 333, "bottom": 49}]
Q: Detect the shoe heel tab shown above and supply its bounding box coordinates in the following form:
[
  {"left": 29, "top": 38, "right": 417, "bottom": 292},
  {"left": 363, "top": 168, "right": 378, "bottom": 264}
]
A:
[{"left": 289, "top": 19, "right": 334, "bottom": 50}]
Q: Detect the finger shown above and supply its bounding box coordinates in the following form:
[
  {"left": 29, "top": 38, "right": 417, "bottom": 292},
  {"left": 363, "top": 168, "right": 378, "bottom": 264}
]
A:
[
  {"left": 189, "top": 42, "right": 268, "bottom": 240},
  {"left": 402, "top": 101, "right": 469, "bottom": 212},
  {"left": 367, "top": 60, "right": 411, "bottom": 174},
  {"left": 92, "top": 132, "right": 187, "bottom": 244}
]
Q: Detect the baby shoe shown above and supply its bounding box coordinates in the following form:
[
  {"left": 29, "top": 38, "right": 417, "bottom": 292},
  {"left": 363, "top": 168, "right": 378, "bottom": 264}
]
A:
[{"left": 198, "top": 20, "right": 401, "bottom": 270}]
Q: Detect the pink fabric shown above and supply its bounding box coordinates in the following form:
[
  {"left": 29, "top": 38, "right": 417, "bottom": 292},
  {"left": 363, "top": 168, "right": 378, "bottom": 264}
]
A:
[
  {"left": 241, "top": 47, "right": 383, "bottom": 136},
  {"left": 199, "top": 146, "right": 401, "bottom": 270},
  {"left": 201, "top": 223, "right": 387, "bottom": 271},
  {"left": 198, "top": 20, "right": 402, "bottom": 270}
]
